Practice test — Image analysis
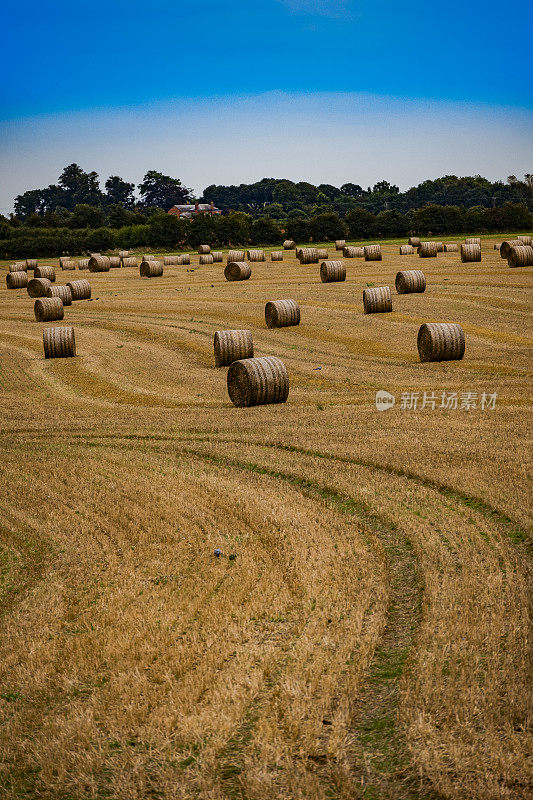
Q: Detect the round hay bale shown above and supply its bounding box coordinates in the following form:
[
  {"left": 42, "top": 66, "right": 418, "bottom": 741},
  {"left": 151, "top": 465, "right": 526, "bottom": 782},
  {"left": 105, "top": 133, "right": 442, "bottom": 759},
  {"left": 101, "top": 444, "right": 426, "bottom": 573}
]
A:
[
  {"left": 60, "top": 260, "right": 77, "bottom": 270},
  {"left": 316, "top": 248, "right": 329, "bottom": 260},
  {"left": 247, "top": 249, "right": 266, "bottom": 262},
  {"left": 517, "top": 235, "right": 532, "bottom": 245},
  {"left": 270, "top": 251, "right": 284, "bottom": 261},
  {"left": 399, "top": 245, "right": 414, "bottom": 255},
  {"left": 508, "top": 245, "right": 533, "bottom": 267},
  {"left": 363, "top": 286, "right": 392, "bottom": 314},
  {"left": 224, "top": 261, "right": 251, "bottom": 282},
  {"left": 444, "top": 243, "right": 458, "bottom": 252},
  {"left": 6, "top": 271, "right": 28, "bottom": 289},
  {"left": 121, "top": 257, "right": 138, "bottom": 268},
  {"left": 417, "top": 322, "right": 465, "bottom": 362},
  {"left": 320, "top": 260, "right": 346, "bottom": 283},
  {"left": 34, "top": 266, "right": 56, "bottom": 282},
  {"left": 90, "top": 253, "right": 101, "bottom": 258},
  {"left": 15, "top": 261, "right": 27, "bottom": 271},
  {"left": 46, "top": 284, "right": 72, "bottom": 306},
  {"left": 34, "top": 297, "right": 64, "bottom": 322},
  {"left": 295, "top": 247, "right": 303, "bottom": 259},
  {"left": 419, "top": 241, "right": 438, "bottom": 258},
  {"left": 66, "top": 279, "right": 91, "bottom": 301},
  {"left": 109, "top": 256, "right": 121, "bottom": 268},
  {"left": 88, "top": 255, "right": 110, "bottom": 272},
  {"left": 26, "top": 259, "right": 38, "bottom": 269},
  {"left": 499, "top": 239, "right": 523, "bottom": 259},
  {"left": 227, "top": 250, "right": 246, "bottom": 263},
  {"left": 364, "top": 244, "right": 382, "bottom": 261},
  {"left": 142, "top": 254, "right": 156, "bottom": 261},
  {"left": 298, "top": 247, "right": 319, "bottom": 264},
  {"left": 335, "top": 239, "right": 346, "bottom": 251},
  {"left": 163, "top": 255, "right": 180, "bottom": 265},
  {"left": 435, "top": 242, "right": 444, "bottom": 252},
  {"left": 43, "top": 326, "right": 76, "bottom": 359},
  {"left": 460, "top": 243, "right": 481, "bottom": 263},
  {"left": 78, "top": 258, "right": 90, "bottom": 270},
  {"left": 198, "top": 245, "right": 210, "bottom": 254},
  {"left": 283, "top": 240, "right": 296, "bottom": 250},
  {"left": 8, "top": 263, "right": 27, "bottom": 272},
  {"left": 408, "top": 236, "right": 421, "bottom": 247},
  {"left": 465, "top": 237, "right": 481, "bottom": 245},
  {"left": 395, "top": 270, "right": 426, "bottom": 294},
  {"left": 265, "top": 299, "right": 300, "bottom": 328},
  {"left": 212, "top": 251, "right": 223, "bottom": 263},
  {"left": 342, "top": 246, "right": 357, "bottom": 258},
  {"left": 59, "top": 256, "right": 70, "bottom": 268},
  {"left": 199, "top": 254, "right": 214, "bottom": 265},
  {"left": 227, "top": 356, "right": 289, "bottom": 407},
  {"left": 140, "top": 260, "right": 163, "bottom": 277},
  {"left": 178, "top": 254, "right": 191, "bottom": 265},
  {"left": 118, "top": 250, "right": 129, "bottom": 258},
  {"left": 214, "top": 329, "right": 254, "bottom": 367},
  {"left": 27, "top": 277, "right": 52, "bottom": 298}
]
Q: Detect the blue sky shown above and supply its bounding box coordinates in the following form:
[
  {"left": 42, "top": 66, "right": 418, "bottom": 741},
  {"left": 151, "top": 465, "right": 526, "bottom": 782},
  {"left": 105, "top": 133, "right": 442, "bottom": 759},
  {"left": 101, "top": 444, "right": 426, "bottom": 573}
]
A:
[{"left": 1, "top": 0, "right": 532, "bottom": 211}]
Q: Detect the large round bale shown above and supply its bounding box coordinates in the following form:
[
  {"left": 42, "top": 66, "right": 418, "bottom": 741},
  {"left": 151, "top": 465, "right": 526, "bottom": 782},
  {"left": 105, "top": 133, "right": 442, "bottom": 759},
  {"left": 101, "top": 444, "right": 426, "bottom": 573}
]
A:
[
  {"left": 6, "top": 271, "right": 28, "bottom": 289},
  {"left": 408, "top": 236, "right": 421, "bottom": 247},
  {"left": 78, "top": 258, "right": 90, "bottom": 270},
  {"left": 465, "top": 237, "right": 481, "bottom": 245},
  {"left": 198, "top": 245, "right": 211, "bottom": 254},
  {"left": 46, "top": 284, "right": 72, "bottom": 306},
  {"left": 295, "top": 247, "right": 303, "bottom": 260},
  {"left": 27, "top": 277, "right": 52, "bottom": 297},
  {"left": 199, "top": 254, "right": 214, "bottom": 265},
  {"left": 335, "top": 239, "right": 346, "bottom": 251},
  {"left": 15, "top": 261, "right": 27, "bottom": 271},
  {"left": 121, "top": 257, "right": 138, "bottom": 268},
  {"left": 460, "top": 243, "right": 481, "bottom": 263},
  {"left": 177, "top": 254, "right": 191, "bottom": 265},
  {"left": 364, "top": 244, "right": 382, "bottom": 262},
  {"left": 395, "top": 270, "right": 426, "bottom": 294},
  {"left": 34, "top": 297, "right": 64, "bottom": 322},
  {"left": 508, "top": 245, "right": 533, "bottom": 267},
  {"left": 34, "top": 266, "right": 56, "bottom": 281},
  {"left": 163, "top": 255, "right": 180, "bottom": 265},
  {"left": 212, "top": 251, "right": 223, "bottom": 263},
  {"left": 342, "top": 246, "right": 357, "bottom": 258},
  {"left": 417, "top": 322, "right": 465, "bottom": 362},
  {"left": 320, "top": 260, "right": 346, "bottom": 283},
  {"left": 59, "top": 256, "right": 70, "bottom": 268},
  {"left": 214, "top": 329, "right": 254, "bottom": 367},
  {"left": 142, "top": 254, "right": 156, "bottom": 261},
  {"left": 118, "top": 250, "right": 129, "bottom": 259},
  {"left": 400, "top": 245, "right": 414, "bottom": 255},
  {"left": 283, "top": 240, "right": 296, "bottom": 250},
  {"left": 224, "top": 261, "right": 251, "bottom": 282},
  {"left": 298, "top": 247, "right": 319, "bottom": 264},
  {"left": 499, "top": 239, "right": 523, "bottom": 259},
  {"left": 517, "top": 235, "right": 532, "bottom": 245},
  {"left": 228, "top": 250, "right": 246, "bottom": 262},
  {"left": 247, "top": 249, "right": 266, "bottom": 262},
  {"left": 8, "top": 263, "right": 27, "bottom": 272},
  {"left": 66, "top": 279, "right": 91, "bottom": 301},
  {"left": 43, "top": 326, "right": 76, "bottom": 359},
  {"left": 88, "top": 255, "right": 110, "bottom": 272},
  {"left": 227, "top": 356, "right": 289, "bottom": 407},
  {"left": 140, "top": 260, "right": 164, "bottom": 277},
  {"left": 26, "top": 259, "right": 38, "bottom": 269},
  {"left": 363, "top": 286, "right": 392, "bottom": 314},
  {"left": 270, "top": 251, "right": 284, "bottom": 261},
  {"left": 61, "top": 260, "right": 77, "bottom": 270},
  {"left": 444, "top": 243, "right": 458, "bottom": 252},
  {"left": 265, "top": 299, "right": 300, "bottom": 328},
  {"left": 316, "top": 248, "right": 329, "bottom": 260},
  {"left": 419, "top": 241, "right": 438, "bottom": 258},
  {"left": 435, "top": 242, "right": 444, "bottom": 252},
  {"left": 109, "top": 256, "right": 121, "bottom": 268}
]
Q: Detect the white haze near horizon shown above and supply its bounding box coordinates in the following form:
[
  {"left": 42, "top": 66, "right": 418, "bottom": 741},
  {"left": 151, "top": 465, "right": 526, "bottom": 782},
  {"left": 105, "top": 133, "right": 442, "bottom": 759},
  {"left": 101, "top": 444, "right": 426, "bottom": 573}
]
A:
[{"left": 0, "top": 91, "right": 532, "bottom": 214}]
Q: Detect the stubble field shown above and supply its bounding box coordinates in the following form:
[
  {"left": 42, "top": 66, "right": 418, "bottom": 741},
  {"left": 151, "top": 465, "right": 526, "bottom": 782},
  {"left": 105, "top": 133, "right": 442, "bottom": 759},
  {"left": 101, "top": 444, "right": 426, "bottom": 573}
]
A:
[{"left": 0, "top": 238, "right": 531, "bottom": 800}]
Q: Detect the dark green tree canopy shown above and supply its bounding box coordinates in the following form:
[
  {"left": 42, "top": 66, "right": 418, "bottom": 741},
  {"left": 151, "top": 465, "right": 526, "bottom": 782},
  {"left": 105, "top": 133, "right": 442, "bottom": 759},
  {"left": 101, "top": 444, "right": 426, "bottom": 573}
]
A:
[{"left": 138, "top": 171, "right": 193, "bottom": 210}]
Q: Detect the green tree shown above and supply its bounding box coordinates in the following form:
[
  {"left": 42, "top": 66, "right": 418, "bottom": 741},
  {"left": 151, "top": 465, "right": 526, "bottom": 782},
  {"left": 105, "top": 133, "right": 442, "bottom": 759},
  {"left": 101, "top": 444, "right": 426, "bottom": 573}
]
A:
[
  {"left": 138, "top": 171, "right": 193, "bottom": 210},
  {"left": 250, "top": 216, "right": 281, "bottom": 244},
  {"left": 345, "top": 208, "right": 378, "bottom": 239},
  {"left": 70, "top": 204, "right": 106, "bottom": 229},
  {"left": 307, "top": 212, "right": 346, "bottom": 241},
  {"left": 105, "top": 175, "right": 135, "bottom": 208},
  {"left": 286, "top": 217, "right": 310, "bottom": 243}
]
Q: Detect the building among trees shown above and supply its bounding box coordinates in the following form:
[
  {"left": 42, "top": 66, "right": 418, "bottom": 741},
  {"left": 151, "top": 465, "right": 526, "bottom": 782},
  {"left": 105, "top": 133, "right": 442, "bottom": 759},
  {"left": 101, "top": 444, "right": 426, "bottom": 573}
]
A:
[{"left": 168, "top": 201, "right": 222, "bottom": 218}]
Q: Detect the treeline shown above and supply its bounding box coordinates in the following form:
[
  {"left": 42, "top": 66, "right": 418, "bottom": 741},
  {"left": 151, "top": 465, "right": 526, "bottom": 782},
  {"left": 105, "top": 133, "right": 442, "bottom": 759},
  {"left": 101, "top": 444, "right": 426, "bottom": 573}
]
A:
[{"left": 1, "top": 204, "right": 530, "bottom": 259}]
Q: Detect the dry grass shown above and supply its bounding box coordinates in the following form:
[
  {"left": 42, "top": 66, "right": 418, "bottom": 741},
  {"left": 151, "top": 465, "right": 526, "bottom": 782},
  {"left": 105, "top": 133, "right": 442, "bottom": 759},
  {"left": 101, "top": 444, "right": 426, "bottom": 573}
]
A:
[{"left": 0, "top": 239, "right": 531, "bottom": 799}]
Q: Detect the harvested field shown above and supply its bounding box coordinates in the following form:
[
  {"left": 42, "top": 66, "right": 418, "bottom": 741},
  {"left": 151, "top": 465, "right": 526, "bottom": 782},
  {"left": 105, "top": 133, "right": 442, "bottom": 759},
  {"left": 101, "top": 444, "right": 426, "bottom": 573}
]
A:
[{"left": 0, "top": 237, "right": 531, "bottom": 800}]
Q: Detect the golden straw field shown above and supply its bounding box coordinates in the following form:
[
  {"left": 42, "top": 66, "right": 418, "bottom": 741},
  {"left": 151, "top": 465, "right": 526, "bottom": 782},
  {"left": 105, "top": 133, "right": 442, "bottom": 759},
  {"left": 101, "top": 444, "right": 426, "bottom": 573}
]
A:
[{"left": 0, "top": 239, "right": 532, "bottom": 800}]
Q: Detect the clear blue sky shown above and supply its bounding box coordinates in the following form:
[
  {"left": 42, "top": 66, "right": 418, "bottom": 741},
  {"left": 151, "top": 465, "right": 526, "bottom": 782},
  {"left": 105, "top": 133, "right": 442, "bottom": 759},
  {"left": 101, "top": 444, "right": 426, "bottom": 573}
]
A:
[{"left": 1, "top": 0, "right": 532, "bottom": 212}]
